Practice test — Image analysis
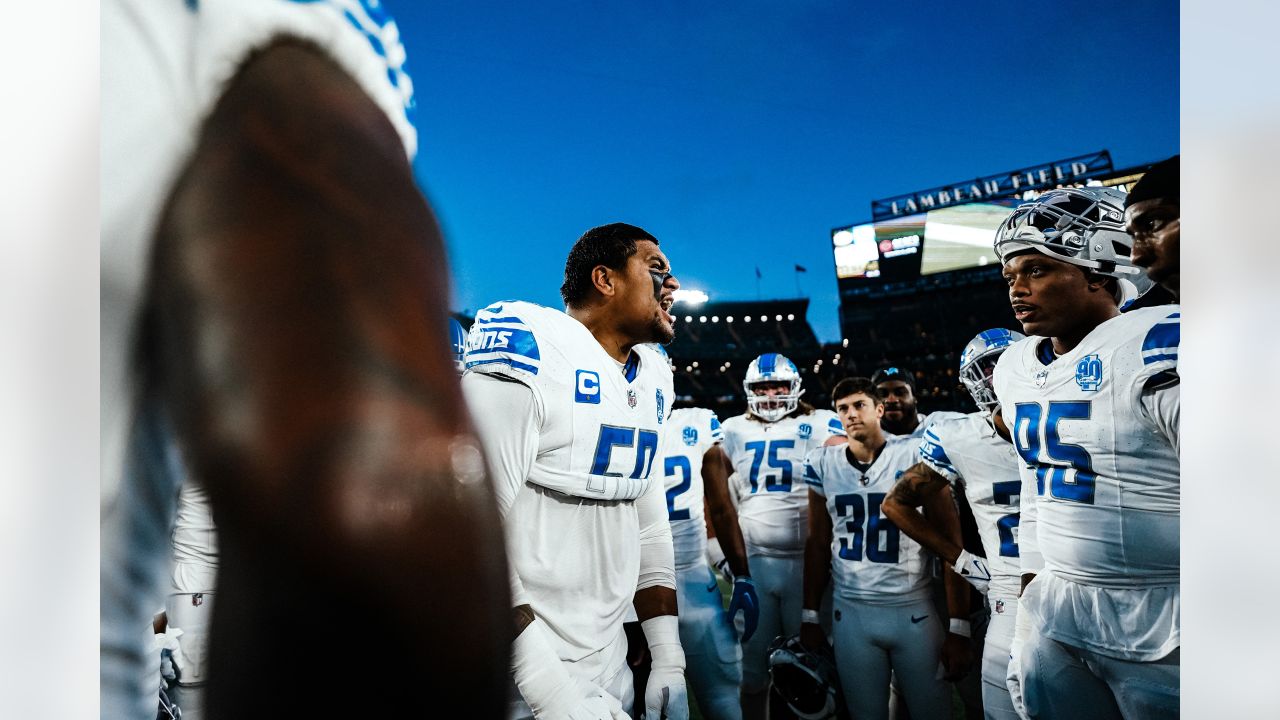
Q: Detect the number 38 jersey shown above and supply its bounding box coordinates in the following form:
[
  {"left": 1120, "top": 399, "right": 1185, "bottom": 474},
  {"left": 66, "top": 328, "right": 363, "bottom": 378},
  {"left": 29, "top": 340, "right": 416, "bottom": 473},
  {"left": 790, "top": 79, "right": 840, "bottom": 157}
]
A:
[
  {"left": 721, "top": 411, "right": 845, "bottom": 557},
  {"left": 661, "top": 408, "right": 724, "bottom": 571},
  {"left": 994, "top": 305, "right": 1180, "bottom": 660},
  {"left": 918, "top": 413, "right": 1024, "bottom": 602},
  {"left": 803, "top": 437, "right": 933, "bottom": 604}
]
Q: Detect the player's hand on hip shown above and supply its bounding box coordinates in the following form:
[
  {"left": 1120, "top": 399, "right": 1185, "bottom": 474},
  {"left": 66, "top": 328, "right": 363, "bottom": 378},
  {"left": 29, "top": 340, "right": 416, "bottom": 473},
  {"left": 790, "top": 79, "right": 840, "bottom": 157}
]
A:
[
  {"left": 951, "top": 548, "right": 992, "bottom": 593},
  {"left": 727, "top": 576, "right": 760, "bottom": 642}
]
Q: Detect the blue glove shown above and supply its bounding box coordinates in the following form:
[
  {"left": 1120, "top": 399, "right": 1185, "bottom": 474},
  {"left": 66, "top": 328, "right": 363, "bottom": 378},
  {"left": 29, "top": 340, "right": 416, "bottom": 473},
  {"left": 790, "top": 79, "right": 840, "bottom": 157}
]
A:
[{"left": 727, "top": 576, "right": 760, "bottom": 643}]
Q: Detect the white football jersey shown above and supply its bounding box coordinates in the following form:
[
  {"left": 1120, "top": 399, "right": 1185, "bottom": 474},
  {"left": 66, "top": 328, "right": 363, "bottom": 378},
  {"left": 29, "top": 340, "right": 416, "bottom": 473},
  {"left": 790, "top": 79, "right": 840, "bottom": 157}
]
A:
[
  {"left": 464, "top": 301, "right": 675, "bottom": 677},
  {"left": 918, "top": 413, "right": 1023, "bottom": 601},
  {"left": 102, "top": 0, "right": 417, "bottom": 508},
  {"left": 908, "top": 410, "right": 965, "bottom": 439},
  {"left": 721, "top": 410, "right": 845, "bottom": 556},
  {"left": 994, "top": 305, "right": 1180, "bottom": 659},
  {"left": 171, "top": 482, "right": 219, "bottom": 594},
  {"left": 661, "top": 408, "right": 724, "bottom": 571},
  {"left": 803, "top": 436, "right": 933, "bottom": 603}
]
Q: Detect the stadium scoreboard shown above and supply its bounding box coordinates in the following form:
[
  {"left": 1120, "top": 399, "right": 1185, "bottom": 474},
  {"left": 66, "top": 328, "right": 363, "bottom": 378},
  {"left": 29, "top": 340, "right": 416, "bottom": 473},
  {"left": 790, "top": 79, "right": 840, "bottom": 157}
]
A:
[{"left": 831, "top": 150, "right": 1152, "bottom": 287}]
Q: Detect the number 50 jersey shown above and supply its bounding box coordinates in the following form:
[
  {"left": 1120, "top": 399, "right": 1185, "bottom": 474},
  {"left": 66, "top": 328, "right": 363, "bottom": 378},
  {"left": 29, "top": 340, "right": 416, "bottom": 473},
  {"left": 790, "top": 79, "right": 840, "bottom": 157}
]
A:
[{"left": 721, "top": 411, "right": 844, "bottom": 556}]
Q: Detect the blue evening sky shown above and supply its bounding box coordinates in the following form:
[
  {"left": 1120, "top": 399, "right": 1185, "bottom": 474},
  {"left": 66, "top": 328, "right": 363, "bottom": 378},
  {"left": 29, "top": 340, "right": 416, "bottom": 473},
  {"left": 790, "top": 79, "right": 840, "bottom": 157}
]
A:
[{"left": 391, "top": 1, "right": 1178, "bottom": 342}]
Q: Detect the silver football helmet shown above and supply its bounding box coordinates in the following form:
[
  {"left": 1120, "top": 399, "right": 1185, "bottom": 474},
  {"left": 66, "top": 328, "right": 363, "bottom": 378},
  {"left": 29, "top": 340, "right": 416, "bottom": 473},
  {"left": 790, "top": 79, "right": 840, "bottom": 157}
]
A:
[
  {"left": 768, "top": 635, "right": 840, "bottom": 720},
  {"left": 958, "top": 328, "right": 1025, "bottom": 416},
  {"left": 994, "top": 186, "right": 1152, "bottom": 303},
  {"left": 448, "top": 317, "right": 467, "bottom": 374},
  {"left": 744, "top": 353, "right": 803, "bottom": 422}
]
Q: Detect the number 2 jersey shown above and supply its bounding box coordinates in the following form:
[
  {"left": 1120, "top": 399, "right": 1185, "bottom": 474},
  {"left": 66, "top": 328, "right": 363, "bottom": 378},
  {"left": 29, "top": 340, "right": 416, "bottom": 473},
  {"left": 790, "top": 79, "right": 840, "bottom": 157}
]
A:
[
  {"left": 461, "top": 301, "right": 676, "bottom": 681},
  {"left": 918, "top": 413, "right": 1024, "bottom": 603},
  {"left": 721, "top": 410, "right": 845, "bottom": 557},
  {"left": 803, "top": 436, "right": 933, "bottom": 603},
  {"left": 993, "top": 305, "right": 1180, "bottom": 660},
  {"left": 661, "top": 408, "right": 724, "bottom": 571}
]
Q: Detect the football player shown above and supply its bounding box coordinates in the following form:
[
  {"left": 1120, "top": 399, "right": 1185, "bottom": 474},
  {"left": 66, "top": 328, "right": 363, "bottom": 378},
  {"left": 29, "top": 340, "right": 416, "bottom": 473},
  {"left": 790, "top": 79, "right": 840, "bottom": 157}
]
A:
[
  {"left": 720, "top": 354, "right": 845, "bottom": 720},
  {"left": 801, "top": 377, "right": 952, "bottom": 720},
  {"left": 993, "top": 187, "right": 1180, "bottom": 719},
  {"left": 1124, "top": 155, "right": 1180, "bottom": 300},
  {"left": 662, "top": 404, "right": 759, "bottom": 720},
  {"left": 102, "top": 1, "right": 508, "bottom": 716},
  {"left": 462, "top": 223, "right": 686, "bottom": 719},
  {"left": 881, "top": 328, "right": 1028, "bottom": 720},
  {"left": 871, "top": 366, "right": 962, "bottom": 438}
]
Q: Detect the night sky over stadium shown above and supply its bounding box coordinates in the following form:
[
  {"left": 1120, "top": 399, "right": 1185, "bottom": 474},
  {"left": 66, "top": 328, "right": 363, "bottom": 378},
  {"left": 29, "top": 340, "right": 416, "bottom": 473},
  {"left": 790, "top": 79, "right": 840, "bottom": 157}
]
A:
[{"left": 392, "top": 1, "right": 1178, "bottom": 342}]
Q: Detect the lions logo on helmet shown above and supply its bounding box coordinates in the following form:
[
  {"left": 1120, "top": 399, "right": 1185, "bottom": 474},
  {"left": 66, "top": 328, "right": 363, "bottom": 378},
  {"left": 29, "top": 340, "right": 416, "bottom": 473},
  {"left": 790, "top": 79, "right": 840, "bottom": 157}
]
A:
[
  {"left": 958, "top": 327, "right": 1026, "bottom": 415},
  {"left": 448, "top": 317, "right": 467, "bottom": 374},
  {"left": 994, "top": 186, "right": 1153, "bottom": 304},
  {"left": 767, "top": 635, "right": 840, "bottom": 720},
  {"left": 744, "top": 353, "right": 804, "bottom": 423}
]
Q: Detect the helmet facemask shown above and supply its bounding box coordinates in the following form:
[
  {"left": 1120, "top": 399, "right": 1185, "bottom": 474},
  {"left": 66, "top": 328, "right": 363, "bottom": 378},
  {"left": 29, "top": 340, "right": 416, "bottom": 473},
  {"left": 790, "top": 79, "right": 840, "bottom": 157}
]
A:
[{"left": 744, "top": 353, "right": 803, "bottom": 423}]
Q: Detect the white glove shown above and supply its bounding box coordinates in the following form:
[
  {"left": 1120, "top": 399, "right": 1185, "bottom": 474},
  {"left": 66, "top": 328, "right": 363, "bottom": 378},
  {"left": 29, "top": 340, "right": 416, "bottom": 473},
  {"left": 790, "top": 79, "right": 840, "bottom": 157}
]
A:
[
  {"left": 1006, "top": 601, "right": 1035, "bottom": 720},
  {"left": 705, "top": 538, "right": 733, "bottom": 585},
  {"left": 513, "top": 617, "right": 625, "bottom": 719},
  {"left": 641, "top": 616, "right": 689, "bottom": 720},
  {"left": 952, "top": 548, "right": 992, "bottom": 593}
]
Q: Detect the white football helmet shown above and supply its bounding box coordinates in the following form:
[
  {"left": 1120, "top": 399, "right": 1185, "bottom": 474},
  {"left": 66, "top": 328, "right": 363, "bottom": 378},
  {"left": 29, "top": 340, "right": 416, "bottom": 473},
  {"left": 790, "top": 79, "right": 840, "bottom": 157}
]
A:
[
  {"left": 744, "top": 353, "right": 803, "bottom": 422},
  {"left": 958, "top": 328, "right": 1026, "bottom": 416}
]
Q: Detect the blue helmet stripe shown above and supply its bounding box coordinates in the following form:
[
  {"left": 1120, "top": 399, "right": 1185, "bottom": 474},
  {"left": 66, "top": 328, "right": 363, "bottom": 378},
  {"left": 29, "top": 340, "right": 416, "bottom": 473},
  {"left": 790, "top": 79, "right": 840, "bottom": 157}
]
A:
[{"left": 760, "top": 353, "right": 777, "bottom": 375}]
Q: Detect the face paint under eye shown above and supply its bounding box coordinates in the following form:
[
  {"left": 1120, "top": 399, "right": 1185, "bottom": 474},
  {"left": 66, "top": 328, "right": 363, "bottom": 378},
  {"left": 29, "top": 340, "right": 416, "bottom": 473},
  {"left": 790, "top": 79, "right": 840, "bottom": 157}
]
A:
[{"left": 649, "top": 268, "right": 671, "bottom": 302}]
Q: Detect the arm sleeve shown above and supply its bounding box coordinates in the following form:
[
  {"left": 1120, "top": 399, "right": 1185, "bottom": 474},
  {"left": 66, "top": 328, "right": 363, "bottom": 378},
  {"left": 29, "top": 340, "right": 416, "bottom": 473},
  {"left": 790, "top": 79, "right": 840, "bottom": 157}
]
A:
[
  {"left": 1139, "top": 378, "right": 1180, "bottom": 458},
  {"left": 461, "top": 372, "right": 541, "bottom": 516},
  {"left": 636, "top": 467, "right": 676, "bottom": 591},
  {"left": 1017, "top": 467, "right": 1043, "bottom": 575},
  {"left": 460, "top": 372, "right": 541, "bottom": 606}
]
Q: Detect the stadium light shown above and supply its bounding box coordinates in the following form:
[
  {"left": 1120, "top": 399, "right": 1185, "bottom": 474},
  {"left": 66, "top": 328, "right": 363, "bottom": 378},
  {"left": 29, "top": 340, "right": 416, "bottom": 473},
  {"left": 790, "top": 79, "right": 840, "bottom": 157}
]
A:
[
  {"left": 744, "top": 316, "right": 752, "bottom": 323},
  {"left": 760, "top": 315, "right": 767, "bottom": 322},
  {"left": 684, "top": 315, "right": 693, "bottom": 323},
  {"left": 699, "top": 316, "right": 707, "bottom": 323},
  {"left": 787, "top": 314, "right": 795, "bottom": 321},
  {"left": 726, "top": 316, "right": 734, "bottom": 322},
  {"left": 842, "top": 338, "right": 849, "bottom": 347},
  {"left": 775, "top": 315, "right": 783, "bottom": 321},
  {"left": 672, "top": 289, "right": 709, "bottom": 305},
  {"left": 692, "top": 361, "right": 699, "bottom": 368},
  {"left": 711, "top": 316, "right": 719, "bottom": 323}
]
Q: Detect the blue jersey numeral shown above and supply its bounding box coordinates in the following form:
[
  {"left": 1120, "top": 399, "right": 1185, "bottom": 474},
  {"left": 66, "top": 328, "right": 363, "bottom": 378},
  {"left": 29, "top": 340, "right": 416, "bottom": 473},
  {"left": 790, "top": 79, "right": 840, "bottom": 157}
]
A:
[
  {"left": 833, "top": 492, "right": 899, "bottom": 564},
  {"left": 991, "top": 480, "right": 1021, "bottom": 557},
  {"left": 744, "top": 439, "right": 795, "bottom": 493},
  {"left": 1012, "top": 401, "right": 1097, "bottom": 504},
  {"left": 665, "top": 456, "right": 693, "bottom": 521},
  {"left": 590, "top": 425, "right": 659, "bottom": 479}
]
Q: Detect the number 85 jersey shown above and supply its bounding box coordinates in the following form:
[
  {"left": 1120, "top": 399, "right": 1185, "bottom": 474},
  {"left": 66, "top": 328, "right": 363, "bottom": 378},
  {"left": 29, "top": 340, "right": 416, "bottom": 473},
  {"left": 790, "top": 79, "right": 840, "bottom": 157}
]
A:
[{"left": 993, "top": 306, "right": 1180, "bottom": 587}]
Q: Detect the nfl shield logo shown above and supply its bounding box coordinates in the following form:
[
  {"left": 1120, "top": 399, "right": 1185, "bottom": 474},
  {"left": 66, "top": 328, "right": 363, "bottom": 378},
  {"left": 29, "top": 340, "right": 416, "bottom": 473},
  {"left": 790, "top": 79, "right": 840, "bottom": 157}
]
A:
[
  {"left": 192, "top": 593, "right": 204, "bottom": 607},
  {"left": 627, "top": 389, "right": 638, "bottom": 408},
  {"left": 1075, "top": 354, "right": 1103, "bottom": 391},
  {"left": 1035, "top": 369, "right": 1049, "bottom": 388},
  {"left": 995, "top": 599, "right": 1005, "bottom": 614}
]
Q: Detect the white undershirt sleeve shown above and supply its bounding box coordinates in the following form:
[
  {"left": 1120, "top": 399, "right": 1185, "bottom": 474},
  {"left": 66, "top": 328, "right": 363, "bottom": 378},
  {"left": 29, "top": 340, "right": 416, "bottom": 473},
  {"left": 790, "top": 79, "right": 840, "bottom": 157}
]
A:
[
  {"left": 461, "top": 372, "right": 541, "bottom": 607},
  {"left": 1139, "top": 380, "right": 1180, "bottom": 458},
  {"left": 636, "top": 455, "right": 676, "bottom": 592}
]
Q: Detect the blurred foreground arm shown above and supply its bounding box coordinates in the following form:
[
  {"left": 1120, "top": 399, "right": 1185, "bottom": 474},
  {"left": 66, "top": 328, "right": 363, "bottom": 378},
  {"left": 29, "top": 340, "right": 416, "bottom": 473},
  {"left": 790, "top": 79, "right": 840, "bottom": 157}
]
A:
[{"left": 146, "top": 40, "right": 509, "bottom": 716}]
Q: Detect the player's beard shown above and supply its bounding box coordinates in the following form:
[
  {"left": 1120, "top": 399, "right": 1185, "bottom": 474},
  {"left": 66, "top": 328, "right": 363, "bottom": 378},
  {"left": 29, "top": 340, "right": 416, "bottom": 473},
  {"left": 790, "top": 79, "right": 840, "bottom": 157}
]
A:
[{"left": 648, "top": 314, "right": 675, "bottom": 345}]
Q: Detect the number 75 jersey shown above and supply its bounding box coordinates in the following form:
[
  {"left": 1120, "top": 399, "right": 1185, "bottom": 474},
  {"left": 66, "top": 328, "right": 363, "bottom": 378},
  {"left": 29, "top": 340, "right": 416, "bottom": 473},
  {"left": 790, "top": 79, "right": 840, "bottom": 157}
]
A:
[
  {"left": 721, "top": 411, "right": 845, "bottom": 556},
  {"left": 993, "top": 306, "right": 1180, "bottom": 586}
]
